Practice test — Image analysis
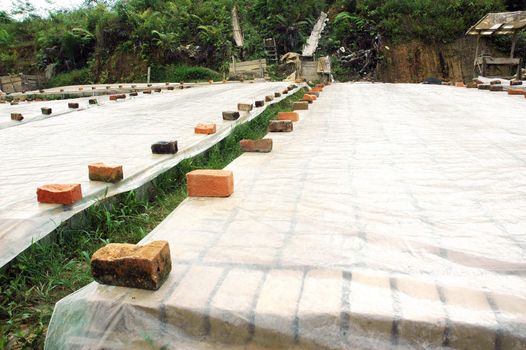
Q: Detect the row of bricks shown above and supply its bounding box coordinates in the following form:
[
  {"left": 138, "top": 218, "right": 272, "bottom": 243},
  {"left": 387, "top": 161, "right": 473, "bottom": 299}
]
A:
[
  {"left": 36, "top": 84, "right": 308, "bottom": 205},
  {"left": 7, "top": 83, "right": 208, "bottom": 121},
  {"left": 454, "top": 80, "right": 526, "bottom": 95},
  {"left": 9, "top": 82, "right": 306, "bottom": 121},
  {"left": 88, "top": 83, "right": 327, "bottom": 292}
]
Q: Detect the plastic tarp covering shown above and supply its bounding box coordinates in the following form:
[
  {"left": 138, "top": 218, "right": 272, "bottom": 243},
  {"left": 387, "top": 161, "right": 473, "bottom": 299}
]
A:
[
  {"left": 46, "top": 83, "right": 526, "bottom": 349},
  {"left": 0, "top": 82, "right": 296, "bottom": 268}
]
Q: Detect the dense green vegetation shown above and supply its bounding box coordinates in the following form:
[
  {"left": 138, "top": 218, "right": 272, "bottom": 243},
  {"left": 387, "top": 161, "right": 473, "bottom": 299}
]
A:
[{"left": 0, "top": 0, "right": 523, "bottom": 83}]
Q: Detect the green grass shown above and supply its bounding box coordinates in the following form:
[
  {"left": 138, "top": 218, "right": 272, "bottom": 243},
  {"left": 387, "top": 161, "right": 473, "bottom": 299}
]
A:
[
  {"left": 151, "top": 64, "right": 222, "bottom": 83},
  {"left": 0, "top": 86, "right": 306, "bottom": 350}
]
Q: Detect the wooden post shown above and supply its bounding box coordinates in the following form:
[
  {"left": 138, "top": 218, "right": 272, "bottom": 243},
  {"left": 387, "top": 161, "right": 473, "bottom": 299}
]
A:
[{"left": 510, "top": 32, "right": 518, "bottom": 58}]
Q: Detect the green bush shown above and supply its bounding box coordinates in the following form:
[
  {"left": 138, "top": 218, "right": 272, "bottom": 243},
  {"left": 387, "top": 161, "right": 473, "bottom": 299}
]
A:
[
  {"left": 150, "top": 64, "right": 221, "bottom": 82},
  {"left": 47, "top": 68, "right": 94, "bottom": 87}
]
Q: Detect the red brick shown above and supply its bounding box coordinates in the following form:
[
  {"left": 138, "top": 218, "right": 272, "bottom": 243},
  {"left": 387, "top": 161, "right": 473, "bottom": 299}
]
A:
[
  {"left": 315, "top": 83, "right": 325, "bottom": 88},
  {"left": 109, "top": 95, "right": 119, "bottom": 101},
  {"left": 37, "top": 184, "right": 82, "bottom": 205},
  {"left": 186, "top": 170, "right": 234, "bottom": 197},
  {"left": 88, "top": 163, "right": 124, "bottom": 183},
  {"left": 278, "top": 111, "right": 299, "bottom": 122},
  {"left": 302, "top": 94, "right": 316, "bottom": 103},
  {"left": 508, "top": 89, "right": 525, "bottom": 96},
  {"left": 11, "top": 113, "right": 23, "bottom": 121},
  {"left": 91, "top": 240, "right": 171, "bottom": 290},
  {"left": 240, "top": 139, "right": 273, "bottom": 153},
  {"left": 195, "top": 123, "right": 217, "bottom": 135}
]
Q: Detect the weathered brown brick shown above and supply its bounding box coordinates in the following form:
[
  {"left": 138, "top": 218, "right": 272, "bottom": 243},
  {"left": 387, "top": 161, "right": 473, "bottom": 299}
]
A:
[
  {"left": 187, "top": 170, "right": 234, "bottom": 197},
  {"left": 466, "top": 82, "right": 478, "bottom": 88},
  {"left": 255, "top": 100, "right": 265, "bottom": 107},
  {"left": 129, "top": 92, "right": 138, "bottom": 97},
  {"left": 222, "top": 111, "right": 240, "bottom": 121},
  {"left": 143, "top": 90, "right": 152, "bottom": 94},
  {"left": 477, "top": 84, "right": 490, "bottom": 90},
  {"left": 510, "top": 80, "right": 523, "bottom": 86},
  {"left": 151, "top": 141, "right": 178, "bottom": 154},
  {"left": 265, "top": 95, "right": 274, "bottom": 102},
  {"left": 490, "top": 85, "right": 503, "bottom": 91},
  {"left": 68, "top": 102, "right": 79, "bottom": 108},
  {"left": 91, "top": 240, "right": 172, "bottom": 290},
  {"left": 88, "top": 99, "right": 98, "bottom": 105},
  {"left": 490, "top": 80, "right": 501, "bottom": 85},
  {"left": 167, "top": 86, "right": 175, "bottom": 90},
  {"left": 37, "top": 184, "right": 82, "bottom": 205},
  {"left": 11, "top": 113, "right": 23, "bottom": 121},
  {"left": 237, "top": 103, "right": 253, "bottom": 112},
  {"left": 91, "top": 86, "right": 96, "bottom": 90},
  {"left": 293, "top": 101, "right": 309, "bottom": 110},
  {"left": 275, "top": 92, "right": 281, "bottom": 97},
  {"left": 268, "top": 120, "right": 293, "bottom": 132},
  {"left": 10, "top": 101, "right": 18, "bottom": 105},
  {"left": 240, "top": 139, "right": 273, "bottom": 153},
  {"left": 88, "top": 163, "right": 124, "bottom": 183},
  {"left": 154, "top": 88, "right": 162, "bottom": 93},
  {"left": 41, "top": 107, "right": 52, "bottom": 115},
  {"left": 282, "top": 89, "right": 289, "bottom": 94}
]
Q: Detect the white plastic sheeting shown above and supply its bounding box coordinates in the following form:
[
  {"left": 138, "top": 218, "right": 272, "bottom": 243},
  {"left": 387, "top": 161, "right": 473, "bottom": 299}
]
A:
[
  {"left": 46, "top": 83, "right": 526, "bottom": 349},
  {"left": 0, "top": 82, "right": 296, "bottom": 268}
]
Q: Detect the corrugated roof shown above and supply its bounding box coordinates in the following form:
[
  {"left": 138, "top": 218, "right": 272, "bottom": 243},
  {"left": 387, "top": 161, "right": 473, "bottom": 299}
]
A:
[{"left": 466, "top": 11, "right": 526, "bottom": 35}]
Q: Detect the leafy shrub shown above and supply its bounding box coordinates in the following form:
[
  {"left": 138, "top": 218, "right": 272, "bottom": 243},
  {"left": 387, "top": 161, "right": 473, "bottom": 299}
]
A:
[
  {"left": 151, "top": 64, "right": 221, "bottom": 82},
  {"left": 47, "top": 67, "right": 94, "bottom": 87}
]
